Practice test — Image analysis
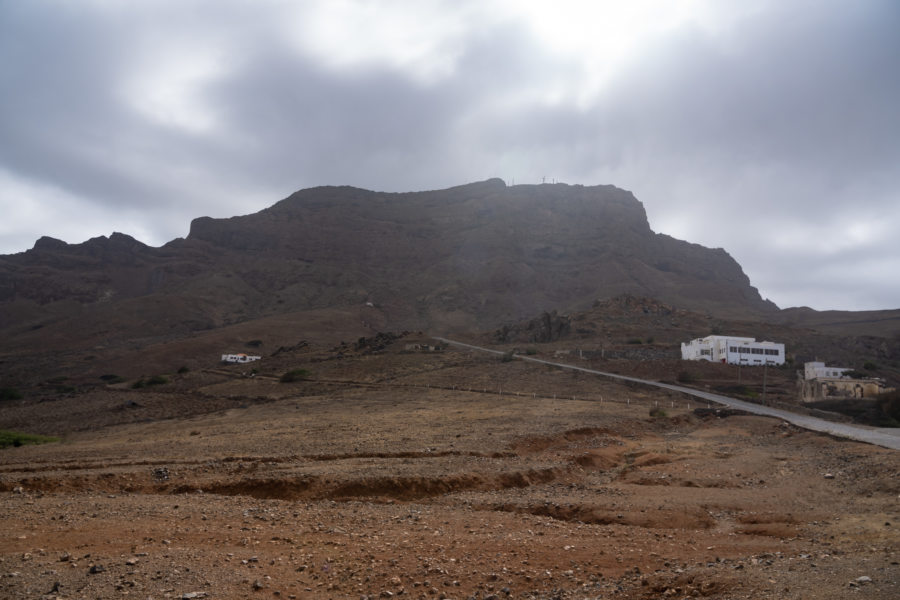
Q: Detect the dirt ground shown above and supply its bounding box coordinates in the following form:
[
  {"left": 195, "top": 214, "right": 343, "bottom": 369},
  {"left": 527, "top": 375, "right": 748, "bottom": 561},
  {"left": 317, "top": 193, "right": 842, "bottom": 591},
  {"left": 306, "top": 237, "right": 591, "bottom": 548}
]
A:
[{"left": 1, "top": 342, "right": 898, "bottom": 599}]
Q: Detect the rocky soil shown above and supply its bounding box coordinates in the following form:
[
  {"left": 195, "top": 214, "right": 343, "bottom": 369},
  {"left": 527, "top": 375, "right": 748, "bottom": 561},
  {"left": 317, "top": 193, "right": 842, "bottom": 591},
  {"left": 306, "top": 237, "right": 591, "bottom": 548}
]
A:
[{"left": 1, "top": 340, "right": 898, "bottom": 599}]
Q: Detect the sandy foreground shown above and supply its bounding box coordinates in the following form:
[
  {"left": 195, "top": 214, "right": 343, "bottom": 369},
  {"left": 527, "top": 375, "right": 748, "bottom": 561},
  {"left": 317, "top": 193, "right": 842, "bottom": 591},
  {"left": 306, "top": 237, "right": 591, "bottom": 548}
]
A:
[{"left": 1, "top": 348, "right": 898, "bottom": 599}]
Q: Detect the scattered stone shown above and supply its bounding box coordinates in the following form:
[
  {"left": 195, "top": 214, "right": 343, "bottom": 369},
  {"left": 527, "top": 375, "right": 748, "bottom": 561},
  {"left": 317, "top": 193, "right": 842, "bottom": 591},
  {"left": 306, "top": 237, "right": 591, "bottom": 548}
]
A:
[
  {"left": 182, "top": 592, "right": 208, "bottom": 599},
  {"left": 88, "top": 564, "right": 105, "bottom": 574},
  {"left": 823, "top": 473, "right": 835, "bottom": 479},
  {"left": 855, "top": 576, "right": 872, "bottom": 584}
]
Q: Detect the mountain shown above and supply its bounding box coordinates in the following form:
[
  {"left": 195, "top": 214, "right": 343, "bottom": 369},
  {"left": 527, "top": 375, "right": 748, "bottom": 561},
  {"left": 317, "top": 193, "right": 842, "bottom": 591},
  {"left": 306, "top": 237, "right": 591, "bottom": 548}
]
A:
[{"left": 0, "top": 179, "right": 777, "bottom": 351}]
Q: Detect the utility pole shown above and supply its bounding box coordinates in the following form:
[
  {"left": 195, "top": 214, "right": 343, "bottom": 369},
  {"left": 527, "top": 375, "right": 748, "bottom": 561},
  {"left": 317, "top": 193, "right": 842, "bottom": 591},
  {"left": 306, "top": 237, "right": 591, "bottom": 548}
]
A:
[{"left": 763, "top": 361, "right": 768, "bottom": 405}]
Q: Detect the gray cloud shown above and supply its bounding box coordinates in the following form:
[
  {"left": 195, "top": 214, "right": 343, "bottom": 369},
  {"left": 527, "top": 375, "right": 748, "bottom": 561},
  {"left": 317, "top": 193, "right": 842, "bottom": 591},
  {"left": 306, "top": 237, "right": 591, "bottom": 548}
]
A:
[{"left": 0, "top": 1, "right": 897, "bottom": 310}]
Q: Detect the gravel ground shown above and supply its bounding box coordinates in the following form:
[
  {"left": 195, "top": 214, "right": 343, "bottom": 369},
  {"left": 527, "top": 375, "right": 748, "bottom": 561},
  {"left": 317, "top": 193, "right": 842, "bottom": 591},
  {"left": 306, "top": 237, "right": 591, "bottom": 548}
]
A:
[{"left": 1, "top": 346, "right": 897, "bottom": 599}]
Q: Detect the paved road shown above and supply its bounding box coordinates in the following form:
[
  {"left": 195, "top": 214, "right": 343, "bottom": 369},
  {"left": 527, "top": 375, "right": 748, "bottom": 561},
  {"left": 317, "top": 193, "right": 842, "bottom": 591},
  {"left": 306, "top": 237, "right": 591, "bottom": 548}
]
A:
[{"left": 434, "top": 336, "right": 900, "bottom": 451}]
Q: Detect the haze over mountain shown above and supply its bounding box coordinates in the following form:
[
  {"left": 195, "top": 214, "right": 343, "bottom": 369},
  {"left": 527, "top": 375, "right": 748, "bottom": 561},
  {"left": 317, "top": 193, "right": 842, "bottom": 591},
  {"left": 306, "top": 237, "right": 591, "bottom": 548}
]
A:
[{"left": 0, "top": 179, "right": 783, "bottom": 345}]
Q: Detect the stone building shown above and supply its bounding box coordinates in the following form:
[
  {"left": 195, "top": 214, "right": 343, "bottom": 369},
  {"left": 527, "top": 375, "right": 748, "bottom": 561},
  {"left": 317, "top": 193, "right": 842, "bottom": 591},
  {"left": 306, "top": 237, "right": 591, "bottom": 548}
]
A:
[{"left": 798, "top": 361, "right": 892, "bottom": 402}]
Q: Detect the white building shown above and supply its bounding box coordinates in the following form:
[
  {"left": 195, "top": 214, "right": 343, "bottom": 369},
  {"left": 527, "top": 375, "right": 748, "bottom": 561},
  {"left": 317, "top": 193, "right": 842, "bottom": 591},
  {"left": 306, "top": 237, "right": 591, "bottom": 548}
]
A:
[
  {"left": 221, "top": 353, "right": 261, "bottom": 364},
  {"left": 803, "top": 361, "right": 850, "bottom": 380},
  {"left": 681, "top": 335, "right": 785, "bottom": 366}
]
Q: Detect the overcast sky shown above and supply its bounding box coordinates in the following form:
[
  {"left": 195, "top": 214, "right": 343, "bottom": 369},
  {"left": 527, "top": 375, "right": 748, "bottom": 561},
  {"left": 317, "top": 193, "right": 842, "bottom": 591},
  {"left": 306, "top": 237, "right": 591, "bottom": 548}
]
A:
[{"left": 1, "top": 1, "right": 898, "bottom": 311}]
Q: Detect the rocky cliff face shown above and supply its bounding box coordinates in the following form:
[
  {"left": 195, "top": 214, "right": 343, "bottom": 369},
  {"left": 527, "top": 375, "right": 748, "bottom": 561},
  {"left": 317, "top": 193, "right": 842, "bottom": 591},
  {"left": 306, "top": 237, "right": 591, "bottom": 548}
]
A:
[{"left": 0, "top": 179, "right": 777, "bottom": 346}]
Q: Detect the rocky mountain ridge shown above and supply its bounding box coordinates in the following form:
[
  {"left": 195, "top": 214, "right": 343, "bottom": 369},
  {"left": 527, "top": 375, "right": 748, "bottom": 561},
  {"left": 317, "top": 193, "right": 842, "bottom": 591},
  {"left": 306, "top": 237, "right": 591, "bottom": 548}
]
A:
[{"left": 0, "top": 179, "right": 781, "bottom": 349}]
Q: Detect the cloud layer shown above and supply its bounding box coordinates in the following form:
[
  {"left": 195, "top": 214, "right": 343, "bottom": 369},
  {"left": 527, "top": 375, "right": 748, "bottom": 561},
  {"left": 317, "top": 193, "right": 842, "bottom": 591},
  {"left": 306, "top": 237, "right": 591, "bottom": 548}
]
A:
[{"left": 1, "top": 0, "right": 898, "bottom": 310}]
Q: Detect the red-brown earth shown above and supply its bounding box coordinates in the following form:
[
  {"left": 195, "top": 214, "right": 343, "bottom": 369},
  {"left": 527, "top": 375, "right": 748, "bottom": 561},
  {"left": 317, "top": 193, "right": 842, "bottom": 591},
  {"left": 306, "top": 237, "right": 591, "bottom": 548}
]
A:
[{"left": 1, "top": 337, "right": 897, "bottom": 599}]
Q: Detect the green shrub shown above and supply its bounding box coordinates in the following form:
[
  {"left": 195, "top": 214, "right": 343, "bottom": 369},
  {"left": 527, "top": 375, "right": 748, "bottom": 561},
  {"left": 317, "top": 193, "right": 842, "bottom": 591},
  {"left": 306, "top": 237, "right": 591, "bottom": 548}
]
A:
[
  {"left": 649, "top": 407, "right": 668, "bottom": 418},
  {"left": 627, "top": 338, "right": 643, "bottom": 345},
  {"left": 0, "top": 430, "right": 59, "bottom": 449},
  {"left": 0, "top": 388, "right": 23, "bottom": 401},
  {"left": 864, "top": 361, "right": 879, "bottom": 371},
  {"left": 280, "top": 369, "right": 311, "bottom": 383},
  {"left": 525, "top": 348, "right": 538, "bottom": 356},
  {"left": 99, "top": 374, "right": 125, "bottom": 383},
  {"left": 843, "top": 370, "right": 868, "bottom": 379},
  {"left": 676, "top": 371, "right": 697, "bottom": 384},
  {"left": 177, "top": 365, "right": 190, "bottom": 374},
  {"left": 877, "top": 390, "right": 900, "bottom": 424},
  {"left": 132, "top": 375, "right": 168, "bottom": 389}
]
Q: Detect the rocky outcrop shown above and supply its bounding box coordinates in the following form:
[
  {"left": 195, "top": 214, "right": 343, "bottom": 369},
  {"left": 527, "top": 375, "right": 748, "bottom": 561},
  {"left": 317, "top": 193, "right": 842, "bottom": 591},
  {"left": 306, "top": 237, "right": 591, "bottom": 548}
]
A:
[{"left": 494, "top": 311, "right": 572, "bottom": 344}]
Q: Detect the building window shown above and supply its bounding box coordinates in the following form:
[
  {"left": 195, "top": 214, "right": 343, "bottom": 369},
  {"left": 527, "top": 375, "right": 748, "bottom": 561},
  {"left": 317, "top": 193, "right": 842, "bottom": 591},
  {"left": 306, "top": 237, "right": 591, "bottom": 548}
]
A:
[{"left": 764, "top": 349, "right": 780, "bottom": 355}]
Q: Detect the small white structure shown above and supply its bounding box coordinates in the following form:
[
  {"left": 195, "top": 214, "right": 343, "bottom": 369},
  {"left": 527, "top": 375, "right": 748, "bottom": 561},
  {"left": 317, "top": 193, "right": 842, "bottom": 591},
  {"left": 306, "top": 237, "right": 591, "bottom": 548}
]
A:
[
  {"left": 681, "top": 335, "right": 785, "bottom": 365},
  {"left": 404, "top": 343, "right": 438, "bottom": 352},
  {"left": 221, "top": 353, "right": 261, "bottom": 364},
  {"left": 804, "top": 361, "right": 850, "bottom": 380}
]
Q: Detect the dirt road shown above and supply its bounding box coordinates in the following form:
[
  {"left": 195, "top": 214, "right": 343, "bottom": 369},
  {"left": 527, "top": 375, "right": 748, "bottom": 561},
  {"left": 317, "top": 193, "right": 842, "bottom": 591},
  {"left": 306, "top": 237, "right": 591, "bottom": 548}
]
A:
[{"left": 435, "top": 337, "right": 900, "bottom": 451}]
